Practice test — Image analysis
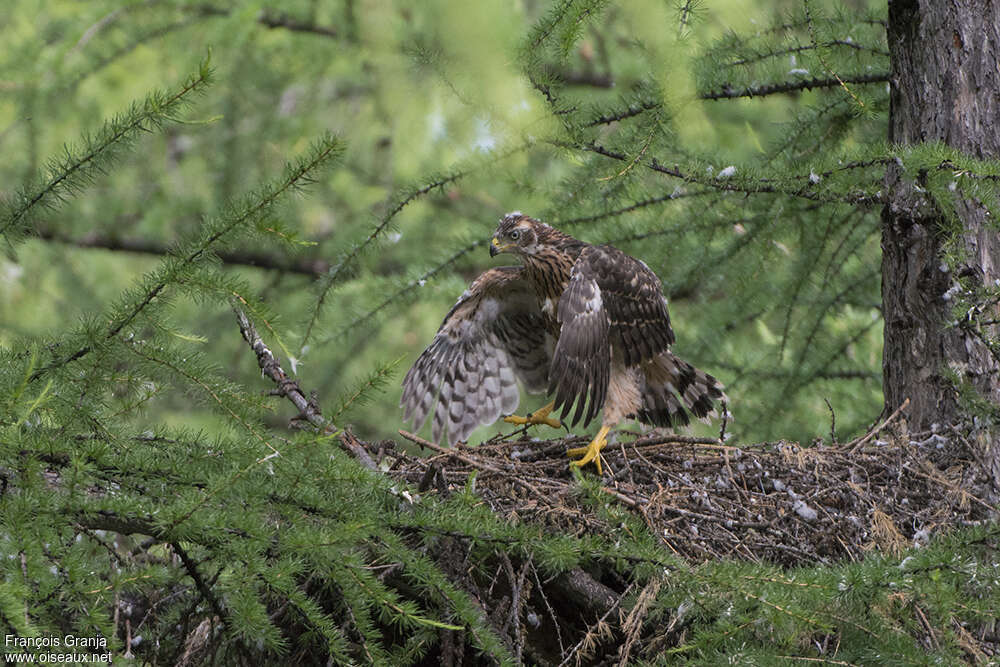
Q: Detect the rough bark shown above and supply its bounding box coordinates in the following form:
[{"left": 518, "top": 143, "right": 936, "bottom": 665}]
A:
[{"left": 882, "top": 0, "right": 1000, "bottom": 489}]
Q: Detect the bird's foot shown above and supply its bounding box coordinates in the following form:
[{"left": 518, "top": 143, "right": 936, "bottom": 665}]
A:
[
  {"left": 503, "top": 401, "right": 561, "bottom": 429},
  {"left": 567, "top": 425, "right": 611, "bottom": 476}
]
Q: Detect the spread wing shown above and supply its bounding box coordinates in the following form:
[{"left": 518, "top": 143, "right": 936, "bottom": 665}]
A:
[
  {"left": 401, "top": 266, "right": 552, "bottom": 445},
  {"left": 548, "top": 267, "right": 609, "bottom": 427},
  {"left": 549, "top": 244, "right": 675, "bottom": 427}
]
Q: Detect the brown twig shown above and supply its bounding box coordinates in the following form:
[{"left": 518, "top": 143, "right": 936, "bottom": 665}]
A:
[
  {"left": 235, "top": 307, "right": 376, "bottom": 468},
  {"left": 842, "top": 398, "right": 909, "bottom": 454}
]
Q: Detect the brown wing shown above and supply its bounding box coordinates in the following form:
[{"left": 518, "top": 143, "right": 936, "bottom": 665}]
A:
[
  {"left": 400, "top": 266, "right": 552, "bottom": 445},
  {"left": 548, "top": 245, "right": 674, "bottom": 427},
  {"left": 548, "top": 261, "right": 610, "bottom": 428},
  {"left": 588, "top": 244, "right": 675, "bottom": 366}
]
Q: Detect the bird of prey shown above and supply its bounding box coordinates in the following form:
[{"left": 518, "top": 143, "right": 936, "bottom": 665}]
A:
[{"left": 401, "top": 212, "right": 725, "bottom": 473}]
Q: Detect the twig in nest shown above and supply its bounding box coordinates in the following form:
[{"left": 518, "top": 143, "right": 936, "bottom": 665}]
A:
[
  {"left": 842, "top": 398, "right": 909, "bottom": 454},
  {"left": 397, "top": 430, "right": 549, "bottom": 502}
]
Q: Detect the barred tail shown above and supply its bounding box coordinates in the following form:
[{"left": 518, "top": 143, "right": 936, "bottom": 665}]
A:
[{"left": 635, "top": 352, "right": 726, "bottom": 429}]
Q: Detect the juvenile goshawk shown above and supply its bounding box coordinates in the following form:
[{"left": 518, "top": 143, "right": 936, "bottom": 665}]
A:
[{"left": 401, "top": 212, "right": 726, "bottom": 473}]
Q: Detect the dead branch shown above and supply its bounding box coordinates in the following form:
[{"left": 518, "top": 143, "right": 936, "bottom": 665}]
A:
[{"left": 234, "top": 307, "right": 376, "bottom": 468}]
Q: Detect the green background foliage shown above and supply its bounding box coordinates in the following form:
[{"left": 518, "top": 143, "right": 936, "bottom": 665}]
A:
[
  {"left": 3, "top": 0, "right": 997, "bottom": 664},
  {"left": 1, "top": 0, "right": 888, "bottom": 447}
]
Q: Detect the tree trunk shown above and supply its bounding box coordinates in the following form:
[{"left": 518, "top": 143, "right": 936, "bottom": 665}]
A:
[{"left": 882, "top": 0, "right": 1000, "bottom": 488}]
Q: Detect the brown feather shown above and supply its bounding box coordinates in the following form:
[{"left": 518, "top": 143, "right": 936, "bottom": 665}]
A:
[
  {"left": 401, "top": 266, "right": 552, "bottom": 444},
  {"left": 402, "top": 214, "right": 727, "bottom": 445}
]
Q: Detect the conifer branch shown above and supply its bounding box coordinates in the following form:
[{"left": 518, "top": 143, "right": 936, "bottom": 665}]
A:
[
  {"left": 345, "top": 567, "right": 464, "bottom": 631},
  {"left": 329, "top": 239, "right": 485, "bottom": 340},
  {"left": 586, "top": 100, "right": 661, "bottom": 126},
  {"left": 724, "top": 40, "right": 889, "bottom": 67},
  {"left": 330, "top": 359, "right": 401, "bottom": 424},
  {"left": 557, "top": 191, "right": 712, "bottom": 226},
  {"left": 795, "top": 268, "right": 881, "bottom": 368},
  {"left": 581, "top": 73, "right": 886, "bottom": 129},
  {"left": 0, "top": 64, "right": 212, "bottom": 242},
  {"left": 28, "top": 134, "right": 344, "bottom": 382},
  {"left": 63, "top": 5, "right": 340, "bottom": 96},
  {"left": 255, "top": 9, "right": 340, "bottom": 38},
  {"left": 524, "top": 0, "right": 606, "bottom": 53},
  {"left": 768, "top": 96, "right": 853, "bottom": 159},
  {"left": 802, "top": 0, "right": 867, "bottom": 109},
  {"left": 172, "top": 542, "right": 228, "bottom": 628},
  {"left": 578, "top": 142, "right": 881, "bottom": 204},
  {"left": 71, "top": 6, "right": 131, "bottom": 52},
  {"left": 299, "top": 170, "right": 466, "bottom": 352},
  {"left": 189, "top": 4, "right": 341, "bottom": 39},
  {"left": 700, "top": 72, "right": 888, "bottom": 100},
  {"left": 63, "top": 19, "right": 213, "bottom": 95},
  {"left": 126, "top": 340, "right": 280, "bottom": 457},
  {"left": 709, "top": 15, "right": 887, "bottom": 51},
  {"left": 678, "top": 0, "right": 698, "bottom": 34},
  {"left": 300, "top": 142, "right": 530, "bottom": 352}
]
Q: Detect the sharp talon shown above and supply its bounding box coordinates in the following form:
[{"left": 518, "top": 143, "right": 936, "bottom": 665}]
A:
[
  {"left": 567, "top": 425, "right": 611, "bottom": 476},
  {"left": 502, "top": 402, "right": 561, "bottom": 429}
]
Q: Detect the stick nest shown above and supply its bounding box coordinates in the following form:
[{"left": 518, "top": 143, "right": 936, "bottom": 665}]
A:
[{"left": 376, "top": 425, "right": 995, "bottom": 567}]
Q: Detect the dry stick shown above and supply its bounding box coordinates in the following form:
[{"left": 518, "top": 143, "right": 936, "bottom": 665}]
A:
[
  {"left": 843, "top": 398, "right": 910, "bottom": 454},
  {"left": 631, "top": 433, "right": 723, "bottom": 447},
  {"left": 397, "top": 430, "right": 548, "bottom": 502},
  {"left": 530, "top": 563, "right": 566, "bottom": 657},
  {"left": 235, "top": 307, "right": 376, "bottom": 469}
]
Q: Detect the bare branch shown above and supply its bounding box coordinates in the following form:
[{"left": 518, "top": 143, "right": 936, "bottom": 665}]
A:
[
  {"left": 35, "top": 226, "right": 330, "bottom": 277},
  {"left": 189, "top": 4, "right": 340, "bottom": 39},
  {"left": 545, "top": 66, "right": 614, "bottom": 88},
  {"left": 172, "top": 542, "right": 228, "bottom": 627},
  {"left": 255, "top": 9, "right": 339, "bottom": 38},
  {"left": 234, "top": 307, "right": 376, "bottom": 469}
]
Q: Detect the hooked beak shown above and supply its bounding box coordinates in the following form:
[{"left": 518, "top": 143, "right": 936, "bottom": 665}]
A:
[{"left": 489, "top": 236, "right": 502, "bottom": 257}]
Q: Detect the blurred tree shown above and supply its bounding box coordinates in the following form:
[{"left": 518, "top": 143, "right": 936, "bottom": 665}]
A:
[{"left": 0, "top": 0, "right": 997, "bottom": 664}]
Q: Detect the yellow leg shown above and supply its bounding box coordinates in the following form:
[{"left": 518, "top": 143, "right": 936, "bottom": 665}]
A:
[
  {"left": 503, "top": 400, "right": 562, "bottom": 429},
  {"left": 567, "top": 424, "right": 611, "bottom": 475}
]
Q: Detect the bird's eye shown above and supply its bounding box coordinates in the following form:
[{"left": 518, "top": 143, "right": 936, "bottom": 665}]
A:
[{"left": 510, "top": 230, "right": 520, "bottom": 240}]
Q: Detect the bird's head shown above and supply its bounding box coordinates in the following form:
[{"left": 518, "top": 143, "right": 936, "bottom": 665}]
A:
[{"left": 490, "top": 212, "right": 545, "bottom": 258}]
